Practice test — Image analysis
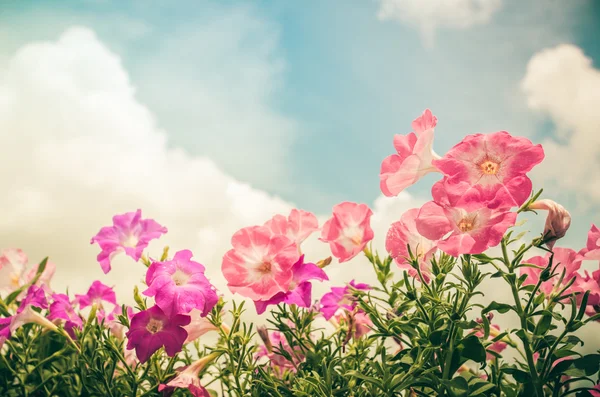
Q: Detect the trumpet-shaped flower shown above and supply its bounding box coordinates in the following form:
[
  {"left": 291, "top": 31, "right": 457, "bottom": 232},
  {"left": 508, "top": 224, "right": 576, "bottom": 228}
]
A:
[
  {"left": 573, "top": 269, "right": 600, "bottom": 317},
  {"left": 320, "top": 202, "right": 374, "bottom": 263},
  {"left": 416, "top": 198, "right": 516, "bottom": 257},
  {"left": 319, "top": 280, "right": 370, "bottom": 320},
  {"left": 222, "top": 225, "right": 300, "bottom": 301},
  {"left": 529, "top": 199, "right": 571, "bottom": 248},
  {"left": 254, "top": 256, "right": 328, "bottom": 314},
  {"left": 158, "top": 354, "right": 216, "bottom": 397},
  {"left": 144, "top": 250, "right": 218, "bottom": 316},
  {"left": 184, "top": 309, "right": 219, "bottom": 344},
  {"left": 386, "top": 208, "right": 438, "bottom": 282},
  {"left": 17, "top": 285, "right": 48, "bottom": 313},
  {"left": 48, "top": 293, "right": 84, "bottom": 336},
  {"left": 0, "top": 249, "right": 56, "bottom": 297},
  {"left": 10, "top": 305, "right": 58, "bottom": 334},
  {"left": 126, "top": 305, "right": 190, "bottom": 363},
  {"left": 264, "top": 209, "right": 319, "bottom": 247},
  {"left": 0, "top": 318, "right": 11, "bottom": 348},
  {"left": 581, "top": 224, "right": 600, "bottom": 260},
  {"left": 380, "top": 109, "right": 440, "bottom": 197},
  {"left": 520, "top": 248, "right": 582, "bottom": 296},
  {"left": 433, "top": 131, "right": 544, "bottom": 208},
  {"left": 75, "top": 280, "right": 117, "bottom": 314},
  {"left": 91, "top": 209, "right": 167, "bottom": 273}
]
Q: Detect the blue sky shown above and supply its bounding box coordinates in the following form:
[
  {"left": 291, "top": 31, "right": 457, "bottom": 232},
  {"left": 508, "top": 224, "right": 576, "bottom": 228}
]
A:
[{"left": 1, "top": 0, "right": 599, "bottom": 250}]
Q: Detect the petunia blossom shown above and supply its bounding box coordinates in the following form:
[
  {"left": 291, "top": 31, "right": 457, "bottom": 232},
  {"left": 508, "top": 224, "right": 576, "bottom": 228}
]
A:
[
  {"left": 0, "top": 249, "right": 56, "bottom": 297},
  {"left": 10, "top": 305, "right": 58, "bottom": 334},
  {"left": 90, "top": 209, "right": 168, "bottom": 273},
  {"left": 581, "top": 224, "right": 600, "bottom": 260},
  {"left": 319, "top": 280, "right": 370, "bottom": 320},
  {"left": 48, "top": 293, "right": 84, "bottom": 336},
  {"left": 256, "top": 327, "right": 303, "bottom": 376},
  {"left": 144, "top": 250, "right": 218, "bottom": 316},
  {"left": 331, "top": 309, "right": 373, "bottom": 340},
  {"left": 222, "top": 225, "right": 300, "bottom": 301},
  {"left": 184, "top": 309, "right": 219, "bottom": 344},
  {"left": 590, "top": 384, "right": 600, "bottom": 397},
  {"left": 0, "top": 317, "right": 11, "bottom": 348},
  {"left": 386, "top": 208, "right": 438, "bottom": 282},
  {"left": 529, "top": 199, "right": 571, "bottom": 248},
  {"left": 320, "top": 202, "right": 374, "bottom": 263},
  {"left": 17, "top": 285, "right": 48, "bottom": 313},
  {"left": 108, "top": 306, "right": 134, "bottom": 340},
  {"left": 520, "top": 248, "right": 582, "bottom": 296},
  {"left": 126, "top": 305, "right": 190, "bottom": 363},
  {"left": 264, "top": 209, "right": 319, "bottom": 248},
  {"left": 158, "top": 354, "right": 217, "bottom": 397},
  {"left": 75, "top": 280, "right": 118, "bottom": 315},
  {"left": 415, "top": 197, "right": 516, "bottom": 257},
  {"left": 573, "top": 269, "right": 600, "bottom": 317},
  {"left": 432, "top": 131, "right": 544, "bottom": 209},
  {"left": 380, "top": 109, "right": 441, "bottom": 197},
  {"left": 254, "top": 255, "right": 328, "bottom": 314}
]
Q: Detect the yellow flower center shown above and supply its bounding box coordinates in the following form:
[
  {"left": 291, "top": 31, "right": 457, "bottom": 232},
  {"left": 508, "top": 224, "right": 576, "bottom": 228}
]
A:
[
  {"left": 146, "top": 318, "right": 163, "bottom": 334},
  {"left": 257, "top": 261, "right": 273, "bottom": 274},
  {"left": 458, "top": 219, "right": 475, "bottom": 232},
  {"left": 480, "top": 160, "right": 499, "bottom": 175}
]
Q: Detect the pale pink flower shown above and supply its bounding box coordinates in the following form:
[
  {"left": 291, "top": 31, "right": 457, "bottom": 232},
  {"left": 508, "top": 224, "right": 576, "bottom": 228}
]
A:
[
  {"left": 184, "top": 309, "right": 218, "bottom": 344},
  {"left": 265, "top": 209, "right": 319, "bottom": 247},
  {"left": 319, "top": 280, "right": 371, "bottom": 320},
  {"left": 433, "top": 131, "right": 544, "bottom": 208},
  {"left": 573, "top": 269, "right": 600, "bottom": 317},
  {"left": 520, "top": 248, "right": 582, "bottom": 296},
  {"left": 0, "top": 249, "right": 55, "bottom": 297},
  {"left": 320, "top": 202, "right": 374, "bottom": 262},
  {"left": 90, "top": 209, "right": 167, "bottom": 273},
  {"left": 416, "top": 197, "right": 516, "bottom": 257},
  {"left": 108, "top": 306, "right": 134, "bottom": 340},
  {"left": 256, "top": 328, "right": 303, "bottom": 375},
  {"left": 222, "top": 225, "right": 300, "bottom": 301},
  {"left": 332, "top": 309, "right": 373, "bottom": 339},
  {"left": 144, "top": 250, "right": 218, "bottom": 316},
  {"left": 254, "top": 255, "right": 328, "bottom": 314},
  {"left": 581, "top": 224, "right": 600, "bottom": 260},
  {"left": 75, "top": 280, "right": 118, "bottom": 316},
  {"left": 529, "top": 199, "right": 571, "bottom": 248},
  {"left": 380, "top": 109, "right": 440, "bottom": 196},
  {"left": 158, "top": 354, "right": 216, "bottom": 397},
  {"left": 386, "top": 208, "right": 438, "bottom": 282},
  {"left": 126, "top": 305, "right": 190, "bottom": 363},
  {"left": 10, "top": 305, "right": 58, "bottom": 333}
]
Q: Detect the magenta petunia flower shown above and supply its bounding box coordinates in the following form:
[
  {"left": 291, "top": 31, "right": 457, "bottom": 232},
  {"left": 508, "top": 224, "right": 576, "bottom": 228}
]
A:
[
  {"left": 48, "top": 293, "right": 84, "bottom": 334},
  {"left": 144, "top": 250, "right": 218, "bottom": 316},
  {"left": 416, "top": 190, "right": 517, "bottom": 257},
  {"left": 319, "top": 280, "right": 370, "bottom": 320},
  {"left": 90, "top": 209, "right": 168, "bottom": 273},
  {"left": 520, "top": 248, "right": 582, "bottom": 296},
  {"left": 433, "top": 131, "right": 544, "bottom": 208},
  {"left": 0, "top": 317, "right": 11, "bottom": 348},
  {"left": 386, "top": 208, "right": 438, "bottom": 282},
  {"left": 254, "top": 255, "right": 328, "bottom": 315},
  {"left": 264, "top": 209, "right": 319, "bottom": 248},
  {"left": 380, "top": 109, "right": 441, "bottom": 197},
  {"left": 581, "top": 224, "right": 600, "bottom": 260},
  {"left": 17, "top": 285, "right": 48, "bottom": 313},
  {"left": 126, "top": 305, "right": 190, "bottom": 363},
  {"left": 222, "top": 225, "right": 300, "bottom": 301},
  {"left": 75, "top": 280, "right": 117, "bottom": 313},
  {"left": 320, "top": 202, "right": 374, "bottom": 263},
  {"left": 529, "top": 199, "right": 571, "bottom": 248}
]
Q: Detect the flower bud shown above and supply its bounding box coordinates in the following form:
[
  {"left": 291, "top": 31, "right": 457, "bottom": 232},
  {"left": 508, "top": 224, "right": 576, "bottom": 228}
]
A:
[{"left": 529, "top": 199, "right": 571, "bottom": 249}]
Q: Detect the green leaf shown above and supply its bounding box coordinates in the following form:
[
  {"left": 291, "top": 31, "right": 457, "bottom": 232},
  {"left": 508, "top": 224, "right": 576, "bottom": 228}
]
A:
[
  {"left": 533, "top": 312, "right": 553, "bottom": 336},
  {"left": 563, "top": 354, "right": 600, "bottom": 377},
  {"left": 482, "top": 302, "right": 514, "bottom": 315},
  {"left": 459, "top": 335, "right": 486, "bottom": 364},
  {"left": 501, "top": 367, "right": 531, "bottom": 383}
]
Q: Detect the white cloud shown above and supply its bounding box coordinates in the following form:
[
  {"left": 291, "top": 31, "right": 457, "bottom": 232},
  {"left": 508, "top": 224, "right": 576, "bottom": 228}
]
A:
[
  {"left": 522, "top": 44, "right": 600, "bottom": 205},
  {"left": 0, "top": 26, "right": 423, "bottom": 311},
  {"left": 376, "top": 0, "right": 502, "bottom": 45}
]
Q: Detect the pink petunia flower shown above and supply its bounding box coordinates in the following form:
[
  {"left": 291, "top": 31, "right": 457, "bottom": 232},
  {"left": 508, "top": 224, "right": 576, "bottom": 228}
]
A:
[
  {"left": 256, "top": 328, "right": 303, "bottom": 376},
  {"left": 90, "top": 209, "right": 168, "bottom": 273},
  {"left": 144, "top": 250, "right": 218, "bottom": 317},
  {"left": 529, "top": 199, "right": 571, "bottom": 249},
  {"left": 264, "top": 209, "right": 319, "bottom": 248},
  {"left": 320, "top": 202, "right": 374, "bottom": 263},
  {"left": 183, "top": 309, "right": 219, "bottom": 344},
  {"left": 590, "top": 384, "right": 600, "bottom": 397},
  {"left": 573, "top": 269, "right": 600, "bottom": 317},
  {"left": 17, "top": 285, "right": 48, "bottom": 313},
  {"left": 158, "top": 354, "right": 217, "bottom": 397},
  {"left": 415, "top": 195, "right": 516, "bottom": 257},
  {"left": 319, "top": 280, "right": 370, "bottom": 320},
  {"left": 0, "top": 317, "right": 11, "bottom": 348},
  {"left": 581, "top": 224, "right": 600, "bottom": 260},
  {"left": 10, "top": 305, "right": 58, "bottom": 334},
  {"left": 331, "top": 309, "right": 373, "bottom": 339},
  {"left": 75, "top": 280, "right": 118, "bottom": 316},
  {"left": 222, "top": 225, "right": 300, "bottom": 301},
  {"left": 126, "top": 305, "right": 190, "bottom": 363},
  {"left": 108, "top": 306, "right": 134, "bottom": 340},
  {"left": 432, "top": 131, "right": 544, "bottom": 209},
  {"left": 48, "top": 293, "right": 84, "bottom": 336},
  {"left": 386, "top": 208, "right": 438, "bottom": 282},
  {"left": 0, "top": 249, "right": 56, "bottom": 297},
  {"left": 380, "top": 109, "right": 441, "bottom": 197},
  {"left": 254, "top": 255, "right": 328, "bottom": 314},
  {"left": 520, "top": 248, "right": 582, "bottom": 296}
]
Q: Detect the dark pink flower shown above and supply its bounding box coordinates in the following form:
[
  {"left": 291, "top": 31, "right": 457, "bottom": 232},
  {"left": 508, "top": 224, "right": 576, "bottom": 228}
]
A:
[
  {"left": 380, "top": 109, "right": 441, "bottom": 197},
  {"left": 433, "top": 131, "right": 544, "bottom": 208},
  {"left": 126, "top": 305, "right": 190, "bottom": 363},
  {"left": 521, "top": 248, "right": 582, "bottom": 296},
  {"left": 144, "top": 250, "right": 218, "bottom": 316},
  {"left": 590, "top": 384, "right": 600, "bottom": 397},
  {"left": 529, "top": 199, "right": 571, "bottom": 248},
  {"left": 386, "top": 208, "right": 438, "bottom": 282},
  {"left": 319, "top": 280, "right": 370, "bottom": 320},
  {"left": 254, "top": 255, "right": 328, "bottom": 314},
  {"left": 581, "top": 224, "right": 600, "bottom": 260},
  {"left": 91, "top": 209, "right": 167, "bottom": 273},
  {"left": 17, "top": 285, "right": 48, "bottom": 313},
  {"left": 264, "top": 209, "right": 319, "bottom": 248},
  {"left": 320, "top": 202, "right": 374, "bottom": 263},
  {"left": 76, "top": 280, "right": 117, "bottom": 314},
  {"left": 222, "top": 225, "right": 300, "bottom": 301},
  {"left": 48, "top": 293, "right": 84, "bottom": 335},
  {"left": 0, "top": 317, "right": 11, "bottom": 348}
]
